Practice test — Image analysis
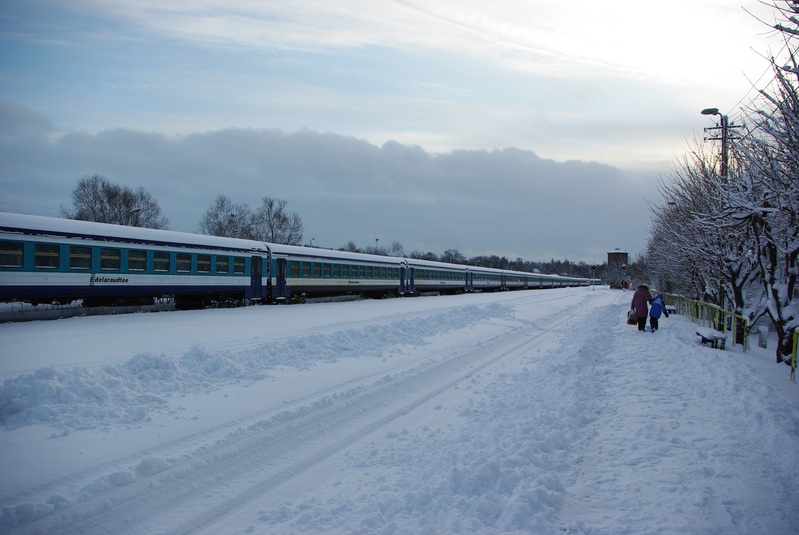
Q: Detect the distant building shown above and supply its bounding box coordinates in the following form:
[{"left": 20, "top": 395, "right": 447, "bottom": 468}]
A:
[{"left": 607, "top": 248, "right": 629, "bottom": 289}]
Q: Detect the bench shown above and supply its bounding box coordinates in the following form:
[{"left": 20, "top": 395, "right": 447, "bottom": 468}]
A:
[{"left": 696, "top": 327, "right": 727, "bottom": 349}]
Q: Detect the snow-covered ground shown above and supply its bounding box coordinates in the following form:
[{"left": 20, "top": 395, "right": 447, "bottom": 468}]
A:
[{"left": 0, "top": 287, "right": 797, "bottom": 534}]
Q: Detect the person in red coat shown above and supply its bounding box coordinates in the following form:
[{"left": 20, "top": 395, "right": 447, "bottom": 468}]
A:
[{"left": 631, "top": 284, "right": 652, "bottom": 332}]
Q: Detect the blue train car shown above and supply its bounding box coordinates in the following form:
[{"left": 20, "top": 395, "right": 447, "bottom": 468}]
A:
[
  {"left": 267, "top": 244, "right": 406, "bottom": 301},
  {"left": 405, "top": 258, "right": 469, "bottom": 294},
  {"left": 0, "top": 212, "right": 269, "bottom": 308}
]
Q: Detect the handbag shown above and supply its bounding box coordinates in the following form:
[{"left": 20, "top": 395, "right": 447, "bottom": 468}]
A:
[{"left": 627, "top": 309, "right": 637, "bottom": 325}]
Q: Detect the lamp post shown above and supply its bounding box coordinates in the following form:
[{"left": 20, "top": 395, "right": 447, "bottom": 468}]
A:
[
  {"left": 125, "top": 206, "right": 142, "bottom": 226},
  {"left": 701, "top": 107, "right": 729, "bottom": 179}
]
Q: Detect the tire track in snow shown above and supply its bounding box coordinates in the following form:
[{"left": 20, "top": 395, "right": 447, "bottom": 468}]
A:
[
  {"left": 164, "top": 292, "right": 617, "bottom": 535},
  {"left": 8, "top": 291, "right": 615, "bottom": 535}
]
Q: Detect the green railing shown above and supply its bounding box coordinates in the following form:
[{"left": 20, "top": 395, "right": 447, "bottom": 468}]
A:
[
  {"left": 664, "top": 294, "right": 749, "bottom": 351},
  {"left": 665, "top": 293, "right": 798, "bottom": 382}
]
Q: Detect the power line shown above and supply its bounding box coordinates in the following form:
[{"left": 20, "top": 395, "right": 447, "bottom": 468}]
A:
[{"left": 0, "top": 202, "right": 62, "bottom": 217}]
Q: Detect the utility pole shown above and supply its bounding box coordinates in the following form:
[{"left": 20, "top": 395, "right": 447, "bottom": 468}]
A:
[{"left": 701, "top": 107, "right": 742, "bottom": 180}]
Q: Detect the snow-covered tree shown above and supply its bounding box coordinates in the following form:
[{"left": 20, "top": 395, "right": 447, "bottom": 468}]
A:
[
  {"left": 730, "top": 64, "right": 799, "bottom": 362},
  {"left": 650, "top": 1, "right": 799, "bottom": 364},
  {"left": 650, "top": 141, "right": 758, "bottom": 312}
]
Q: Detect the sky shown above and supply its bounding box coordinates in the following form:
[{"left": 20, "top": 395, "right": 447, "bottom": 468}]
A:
[{"left": 0, "top": 0, "right": 786, "bottom": 263}]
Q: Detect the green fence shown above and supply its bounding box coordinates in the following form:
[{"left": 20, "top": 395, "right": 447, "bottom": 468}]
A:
[
  {"left": 664, "top": 294, "right": 750, "bottom": 351},
  {"left": 665, "top": 293, "right": 798, "bottom": 382}
]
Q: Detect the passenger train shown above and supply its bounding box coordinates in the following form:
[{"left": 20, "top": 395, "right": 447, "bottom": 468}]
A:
[{"left": 0, "top": 212, "right": 591, "bottom": 309}]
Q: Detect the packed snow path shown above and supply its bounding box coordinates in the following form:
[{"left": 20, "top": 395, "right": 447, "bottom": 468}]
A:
[{"left": 0, "top": 288, "right": 797, "bottom": 534}]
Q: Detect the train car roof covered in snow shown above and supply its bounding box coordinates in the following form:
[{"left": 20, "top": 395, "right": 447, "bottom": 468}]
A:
[
  {"left": 0, "top": 212, "right": 268, "bottom": 253},
  {"left": 266, "top": 242, "right": 405, "bottom": 265}
]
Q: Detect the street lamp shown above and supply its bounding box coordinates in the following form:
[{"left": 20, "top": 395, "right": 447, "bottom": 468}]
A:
[
  {"left": 701, "top": 107, "right": 729, "bottom": 179},
  {"left": 125, "top": 206, "right": 142, "bottom": 226},
  {"left": 309, "top": 237, "right": 315, "bottom": 247}
]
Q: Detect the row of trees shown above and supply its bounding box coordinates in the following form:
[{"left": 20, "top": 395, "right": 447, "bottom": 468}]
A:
[
  {"left": 61, "top": 178, "right": 305, "bottom": 246},
  {"left": 198, "top": 195, "right": 304, "bottom": 245},
  {"left": 646, "top": 0, "right": 798, "bottom": 364},
  {"left": 60, "top": 178, "right": 594, "bottom": 277}
]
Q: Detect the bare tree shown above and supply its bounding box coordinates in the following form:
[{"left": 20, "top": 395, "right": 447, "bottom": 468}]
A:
[
  {"left": 61, "top": 175, "right": 168, "bottom": 229},
  {"left": 199, "top": 195, "right": 256, "bottom": 239},
  {"left": 341, "top": 241, "right": 360, "bottom": 253},
  {"left": 253, "top": 197, "right": 304, "bottom": 245},
  {"left": 440, "top": 249, "right": 466, "bottom": 264},
  {"left": 389, "top": 241, "right": 405, "bottom": 257}
]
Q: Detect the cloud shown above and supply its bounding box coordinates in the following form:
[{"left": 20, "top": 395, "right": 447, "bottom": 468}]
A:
[
  {"left": 0, "top": 102, "right": 657, "bottom": 262},
  {"left": 0, "top": 100, "right": 52, "bottom": 137}
]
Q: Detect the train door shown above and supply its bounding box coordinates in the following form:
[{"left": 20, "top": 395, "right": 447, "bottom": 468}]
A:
[
  {"left": 399, "top": 262, "right": 407, "bottom": 295},
  {"left": 466, "top": 269, "right": 473, "bottom": 292},
  {"left": 272, "top": 257, "right": 288, "bottom": 300},
  {"left": 249, "top": 256, "right": 263, "bottom": 301},
  {"left": 408, "top": 266, "right": 416, "bottom": 294}
]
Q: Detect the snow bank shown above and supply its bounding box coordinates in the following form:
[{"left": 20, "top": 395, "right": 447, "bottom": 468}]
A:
[
  {"left": 0, "top": 289, "right": 797, "bottom": 534},
  {"left": 0, "top": 303, "right": 511, "bottom": 430}
]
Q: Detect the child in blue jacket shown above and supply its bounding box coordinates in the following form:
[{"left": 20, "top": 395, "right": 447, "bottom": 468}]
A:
[{"left": 649, "top": 293, "right": 669, "bottom": 332}]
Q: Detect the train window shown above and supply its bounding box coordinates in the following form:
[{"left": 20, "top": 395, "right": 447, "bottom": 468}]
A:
[
  {"left": 0, "top": 241, "right": 24, "bottom": 267},
  {"left": 154, "top": 251, "right": 171, "bottom": 272},
  {"left": 128, "top": 250, "right": 147, "bottom": 271},
  {"left": 302, "top": 262, "right": 310, "bottom": 277},
  {"left": 289, "top": 261, "right": 299, "bottom": 277},
  {"left": 233, "top": 257, "right": 246, "bottom": 274},
  {"left": 197, "top": 255, "right": 211, "bottom": 273},
  {"left": 323, "top": 263, "right": 331, "bottom": 277},
  {"left": 69, "top": 246, "right": 92, "bottom": 270},
  {"left": 176, "top": 253, "right": 192, "bottom": 273},
  {"left": 34, "top": 244, "right": 60, "bottom": 269},
  {"left": 216, "top": 256, "right": 229, "bottom": 274},
  {"left": 313, "top": 263, "right": 321, "bottom": 277},
  {"left": 100, "top": 248, "right": 121, "bottom": 271}
]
